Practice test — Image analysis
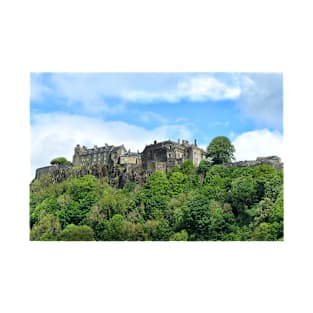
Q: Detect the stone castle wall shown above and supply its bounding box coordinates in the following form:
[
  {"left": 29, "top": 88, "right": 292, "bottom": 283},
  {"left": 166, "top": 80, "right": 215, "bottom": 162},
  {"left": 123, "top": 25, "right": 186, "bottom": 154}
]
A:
[{"left": 224, "top": 156, "right": 283, "bottom": 170}]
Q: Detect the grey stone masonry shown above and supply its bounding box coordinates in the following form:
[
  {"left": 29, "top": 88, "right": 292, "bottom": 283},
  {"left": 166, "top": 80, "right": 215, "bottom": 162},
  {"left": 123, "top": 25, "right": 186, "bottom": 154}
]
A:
[
  {"left": 141, "top": 139, "right": 207, "bottom": 172},
  {"left": 224, "top": 156, "right": 283, "bottom": 169}
]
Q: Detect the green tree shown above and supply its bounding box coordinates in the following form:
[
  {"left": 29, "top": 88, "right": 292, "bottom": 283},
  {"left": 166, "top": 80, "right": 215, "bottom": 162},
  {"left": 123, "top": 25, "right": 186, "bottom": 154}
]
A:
[
  {"left": 229, "top": 175, "right": 258, "bottom": 218},
  {"left": 168, "top": 171, "right": 187, "bottom": 195},
  {"left": 57, "top": 175, "right": 100, "bottom": 226},
  {"left": 178, "top": 160, "right": 200, "bottom": 190},
  {"left": 181, "top": 193, "right": 211, "bottom": 240},
  {"left": 264, "top": 174, "right": 283, "bottom": 202},
  {"left": 269, "top": 192, "right": 283, "bottom": 224},
  {"left": 30, "top": 213, "right": 61, "bottom": 241},
  {"left": 197, "top": 160, "right": 210, "bottom": 177},
  {"left": 141, "top": 171, "right": 170, "bottom": 219},
  {"left": 142, "top": 218, "right": 172, "bottom": 241},
  {"left": 206, "top": 136, "right": 235, "bottom": 164},
  {"left": 101, "top": 214, "right": 125, "bottom": 240},
  {"left": 207, "top": 200, "right": 236, "bottom": 240},
  {"left": 50, "top": 157, "right": 72, "bottom": 165},
  {"left": 180, "top": 160, "right": 196, "bottom": 176},
  {"left": 30, "top": 196, "right": 60, "bottom": 227},
  {"left": 100, "top": 214, "right": 145, "bottom": 241},
  {"left": 60, "top": 224, "right": 95, "bottom": 241},
  {"left": 169, "top": 229, "right": 188, "bottom": 241},
  {"left": 253, "top": 197, "right": 275, "bottom": 226},
  {"left": 200, "top": 165, "right": 231, "bottom": 203},
  {"left": 252, "top": 165, "right": 279, "bottom": 201},
  {"left": 253, "top": 222, "right": 279, "bottom": 241}
]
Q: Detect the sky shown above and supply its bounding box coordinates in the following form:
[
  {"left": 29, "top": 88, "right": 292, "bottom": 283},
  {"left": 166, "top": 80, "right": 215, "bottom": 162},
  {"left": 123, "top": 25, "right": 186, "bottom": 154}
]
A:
[{"left": 30, "top": 72, "right": 283, "bottom": 178}]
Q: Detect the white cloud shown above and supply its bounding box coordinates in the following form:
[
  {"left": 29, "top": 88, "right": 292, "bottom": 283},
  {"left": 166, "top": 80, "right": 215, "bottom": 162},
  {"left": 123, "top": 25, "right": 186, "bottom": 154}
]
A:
[
  {"left": 177, "top": 76, "right": 241, "bottom": 101},
  {"left": 31, "top": 113, "right": 192, "bottom": 179},
  {"left": 232, "top": 129, "right": 283, "bottom": 161},
  {"left": 49, "top": 74, "right": 127, "bottom": 114},
  {"left": 121, "top": 90, "right": 180, "bottom": 103},
  {"left": 122, "top": 75, "right": 241, "bottom": 103}
]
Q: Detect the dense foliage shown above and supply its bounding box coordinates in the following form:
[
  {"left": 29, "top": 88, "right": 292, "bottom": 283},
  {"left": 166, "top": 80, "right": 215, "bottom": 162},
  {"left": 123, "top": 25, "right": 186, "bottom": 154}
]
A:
[
  {"left": 30, "top": 162, "right": 283, "bottom": 241},
  {"left": 50, "top": 157, "right": 72, "bottom": 165},
  {"left": 206, "top": 136, "right": 236, "bottom": 164}
]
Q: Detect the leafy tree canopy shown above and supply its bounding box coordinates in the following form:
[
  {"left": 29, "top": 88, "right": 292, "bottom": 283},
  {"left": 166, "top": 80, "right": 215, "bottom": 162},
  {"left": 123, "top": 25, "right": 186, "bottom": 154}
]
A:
[
  {"left": 60, "top": 224, "right": 95, "bottom": 241},
  {"left": 50, "top": 157, "right": 72, "bottom": 165},
  {"left": 206, "top": 136, "right": 235, "bottom": 164}
]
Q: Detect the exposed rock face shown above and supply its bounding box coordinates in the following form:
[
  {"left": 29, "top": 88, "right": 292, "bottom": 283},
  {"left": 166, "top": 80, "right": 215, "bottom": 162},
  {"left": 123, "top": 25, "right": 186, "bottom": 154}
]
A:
[{"left": 34, "top": 164, "right": 150, "bottom": 188}]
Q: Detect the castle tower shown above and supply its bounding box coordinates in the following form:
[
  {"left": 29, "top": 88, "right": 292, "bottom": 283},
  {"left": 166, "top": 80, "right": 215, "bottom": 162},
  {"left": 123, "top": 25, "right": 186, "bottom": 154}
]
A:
[{"left": 72, "top": 144, "right": 81, "bottom": 166}]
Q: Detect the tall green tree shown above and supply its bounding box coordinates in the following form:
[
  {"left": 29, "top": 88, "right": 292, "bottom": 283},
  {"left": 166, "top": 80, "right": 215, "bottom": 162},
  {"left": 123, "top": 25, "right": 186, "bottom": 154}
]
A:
[
  {"left": 141, "top": 171, "right": 170, "bottom": 219},
  {"left": 206, "top": 136, "right": 235, "bottom": 164},
  {"left": 50, "top": 157, "right": 71, "bottom": 165}
]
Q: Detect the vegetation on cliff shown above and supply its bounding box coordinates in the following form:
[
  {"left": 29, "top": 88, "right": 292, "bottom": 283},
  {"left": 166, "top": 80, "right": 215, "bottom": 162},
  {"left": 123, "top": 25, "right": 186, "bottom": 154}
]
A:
[{"left": 30, "top": 161, "right": 283, "bottom": 241}]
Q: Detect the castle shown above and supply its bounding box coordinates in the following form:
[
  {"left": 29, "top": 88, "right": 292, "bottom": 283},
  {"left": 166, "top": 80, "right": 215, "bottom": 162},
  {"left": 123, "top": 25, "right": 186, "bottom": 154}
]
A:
[
  {"left": 34, "top": 139, "right": 283, "bottom": 184},
  {"left": 72, "top": 139, "right": 207, "bottom": 173}
]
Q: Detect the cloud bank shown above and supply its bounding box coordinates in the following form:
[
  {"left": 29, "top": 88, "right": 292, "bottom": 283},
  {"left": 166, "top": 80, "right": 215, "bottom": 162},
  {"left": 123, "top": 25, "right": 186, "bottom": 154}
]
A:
[
  {"left": 31, "top": 113, "right": 192, "bottom": 178},
  {"left": 236, "top": 73, "right": 283, "bottom": 129},
  {"left": 233, "top": 129, "right": 283, "bottom": 161}
]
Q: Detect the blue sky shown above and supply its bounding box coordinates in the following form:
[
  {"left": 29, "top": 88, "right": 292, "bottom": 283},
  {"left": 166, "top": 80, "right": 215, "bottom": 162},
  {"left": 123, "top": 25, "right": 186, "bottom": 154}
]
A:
[{"left": 30, "top": 72, "right": 283, "bottom": 177}]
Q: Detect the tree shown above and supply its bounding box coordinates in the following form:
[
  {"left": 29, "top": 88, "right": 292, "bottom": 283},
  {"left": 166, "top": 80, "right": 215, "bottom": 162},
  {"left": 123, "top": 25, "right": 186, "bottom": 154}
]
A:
[
  {"left": 180, "top": 160, "right": 196, "bottom": 176},
  {"left": 168, "top": 171, "right": 187, "bottom": 195},
  {"left": 197, "top": 160, "right": 209, "bottom": 176},
  {"left": 181, "top": 193, "right": 211, "bottom": 240},
  {"left": 60, "top": 224, "right": 95, "bottom": 241},
  {"left": 253, "top": 222, "right": 279, "bottom": 241},
  {"left": 229, "top": 175, "right": 258, "bottom": 217},
  {"left": 142, "top": 218, "right": 172, "bottom": 241},
  {"left": 206, "top": 136, "right": 235, "bottom": 164},
  {"left": 202, "top": 165, "right": 231, "bottom": 203},
  {"left": 169, "top": 230, "right": 188, "bottom": 241},
  {"left": 50, "top": 157, "right": 71, "bottom": 165},
  {"left": 30, "top": 213, "right": 61, "bottom": 241},
  {"left": 141, "top": 171, "right": 170, "bottom": 219}
]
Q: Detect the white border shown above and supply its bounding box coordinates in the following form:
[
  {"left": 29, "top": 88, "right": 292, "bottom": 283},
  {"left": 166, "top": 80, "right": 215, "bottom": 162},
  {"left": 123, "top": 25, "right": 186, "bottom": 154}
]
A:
[{"left": 1, "top": 1, "right": 312, "bottom": 312}]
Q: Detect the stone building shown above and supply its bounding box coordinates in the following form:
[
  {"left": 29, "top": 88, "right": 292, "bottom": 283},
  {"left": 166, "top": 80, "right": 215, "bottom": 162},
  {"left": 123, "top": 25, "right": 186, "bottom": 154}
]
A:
[
  {"left": 141, "top": 139, "right": 206, "bottom": 172},
  {"left": 34, "top": 140, "right": 283, "bottom": 182},
  {"left": 72, "top": 143, "right": 127, "bottom": 167},
  {"left": 72, "top": 139, "right": 205, "bottom": 173}
]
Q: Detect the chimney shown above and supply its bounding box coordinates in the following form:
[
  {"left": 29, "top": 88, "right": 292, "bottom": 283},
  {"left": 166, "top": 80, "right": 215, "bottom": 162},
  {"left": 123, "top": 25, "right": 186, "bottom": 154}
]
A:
[
  {"left": 154, "top": 140, "right": 157, "bottom": 144},
  {"left": 194, "top": 139, "right": 197, "bottom": 146}
]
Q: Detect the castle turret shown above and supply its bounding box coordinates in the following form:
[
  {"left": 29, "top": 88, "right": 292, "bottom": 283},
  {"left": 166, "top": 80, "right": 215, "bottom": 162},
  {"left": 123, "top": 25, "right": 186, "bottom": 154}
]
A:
[{"left": 73, "top": 144, "right": 82, "bottom": 166}]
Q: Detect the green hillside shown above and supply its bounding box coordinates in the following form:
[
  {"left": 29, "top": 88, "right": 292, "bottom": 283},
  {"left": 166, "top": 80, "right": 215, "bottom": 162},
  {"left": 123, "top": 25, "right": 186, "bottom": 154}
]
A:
[{"left": 30, "top": 160, "right": 283, "bottom": 241}]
